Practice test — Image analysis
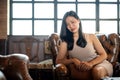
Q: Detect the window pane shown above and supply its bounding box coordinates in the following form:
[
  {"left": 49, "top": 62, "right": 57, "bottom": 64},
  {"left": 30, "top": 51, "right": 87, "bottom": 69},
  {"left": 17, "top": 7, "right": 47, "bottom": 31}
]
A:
[
  {"left": 34, "top": 20, "right": 54, "bottom": 35},
  {"left": 100, "top": 4, "right": 117, "bottom": 19},
  {"left": 12, "top": 20, "right": 32, "bottom": 35},
  {"left": 57, "top": 20, "right": 62, "bottom": 34},
  {"left": 57, "top": 0, "right": 75, "bottom": 2},
  {"left": 57, "top": 4, "right": 76, "bottom": 18},
  {"left": 100, "top": 0, "right": 117, "bottom": 2},
  {"left": 99, "top": 21, "right": 117, "bottom": 34},
  {"left": 34, "top": 3, "right": 54, "bottom": 18},
  {"left": 13, "top": 0, "right": 32, "bottom": 1},
  {"left": 78, "top": 4, "right": 95, "bottom": 19},
  {"left": 81, "top": 20, "right": 96, "bottom": 33},
  {"left": 34, "top": 0, "right": 54, "bottom": 1},
  {"left": 119, "top": 4, "right": 120, "bottom": 18},
  {"left": 13, "top": 3, "right": 32, "bottom": 18},
  {"left": 78, "top": 0, "right": 95, "bottom": 2},
  {"left": 119, "top": 21, "right": 120, "bottom": 33}
]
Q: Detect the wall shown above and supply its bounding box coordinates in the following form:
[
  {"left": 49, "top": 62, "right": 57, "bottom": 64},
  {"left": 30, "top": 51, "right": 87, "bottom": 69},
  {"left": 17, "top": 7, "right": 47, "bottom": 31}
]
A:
[
  {"left": 0, "top": 0, "right": 7, "bottom": 39},
  {"left": 0, "top": 0, "right": 7, "bottom": 55}
]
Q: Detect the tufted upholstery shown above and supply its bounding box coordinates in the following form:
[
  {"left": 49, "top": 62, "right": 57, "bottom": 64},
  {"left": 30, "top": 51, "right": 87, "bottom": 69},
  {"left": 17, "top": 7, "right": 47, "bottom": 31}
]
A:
[
  {"left": 0, "top": 53, "right": 32, "bottom": 80},
  {"left": 98, "top": 33, "right": 119, "bottom": 64},
  {"left": 49, "top": 33, "right": 120, "bottom": 80}
]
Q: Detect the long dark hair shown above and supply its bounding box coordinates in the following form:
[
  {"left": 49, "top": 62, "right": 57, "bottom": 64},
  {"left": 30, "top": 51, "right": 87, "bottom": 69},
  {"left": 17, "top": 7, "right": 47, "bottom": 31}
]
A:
[{"left": 60, "top": 11, "right": 87, "bottom": 50}]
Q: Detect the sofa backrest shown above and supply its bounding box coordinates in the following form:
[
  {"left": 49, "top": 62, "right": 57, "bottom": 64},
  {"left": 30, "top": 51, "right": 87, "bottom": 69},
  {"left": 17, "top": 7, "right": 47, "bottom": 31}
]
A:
[
  {"left": 49, "top": 33, "right": 120, "bottom": 65},
  {"left": 97, "top": 33, "right": 119, "bottom": 63}
]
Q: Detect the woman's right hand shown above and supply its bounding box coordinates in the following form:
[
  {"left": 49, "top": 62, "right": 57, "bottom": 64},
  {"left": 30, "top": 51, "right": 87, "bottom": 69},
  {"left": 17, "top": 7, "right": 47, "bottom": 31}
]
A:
[{"left": 72, "top": 58, "right": 81, "bottom": 70}]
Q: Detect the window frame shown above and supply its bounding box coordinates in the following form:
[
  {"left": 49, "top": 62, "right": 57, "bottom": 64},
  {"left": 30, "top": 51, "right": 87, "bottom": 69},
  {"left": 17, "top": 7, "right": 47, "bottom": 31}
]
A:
[{"left": 9, "top": 0, "right": 120, "bottom": 35}]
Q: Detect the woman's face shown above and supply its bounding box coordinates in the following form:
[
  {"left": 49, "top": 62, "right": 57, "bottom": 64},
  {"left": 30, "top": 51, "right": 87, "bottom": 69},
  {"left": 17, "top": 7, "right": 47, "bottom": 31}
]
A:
[{"left": 66, "top": 16, "right": 80, "bottom": 33}]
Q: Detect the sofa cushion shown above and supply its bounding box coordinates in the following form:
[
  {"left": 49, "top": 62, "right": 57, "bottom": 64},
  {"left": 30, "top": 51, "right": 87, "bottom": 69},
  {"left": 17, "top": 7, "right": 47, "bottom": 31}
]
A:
[{"left": 29, "top": 59, "right": 53, "bottom": 69}]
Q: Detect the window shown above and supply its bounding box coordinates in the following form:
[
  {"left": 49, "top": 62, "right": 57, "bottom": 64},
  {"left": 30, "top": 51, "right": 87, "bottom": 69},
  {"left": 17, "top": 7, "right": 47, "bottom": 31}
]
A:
[
  {"left": 34, "top": 20, "right": 54, "bottom": 35},
  {"left": 34, "top": 3, "right": 54, "bottom": 18},
  {"left": 99, "top": 3, "right": 118, "bottom": 34},
  {"left": 78, "top": 4, "right": 96, "bottom": 19},
  {"left": 12, "top": 20, "right": 32, "bottom": 35},
  {"left": 9, "top": 0, "right": 120, "bottom": 35},
  {"left": 57, "top": 4, "right": 76, "bottom": 18},
  {"left": 13, "top": 3, "right": 32, "bottom": 18},
  {"left": 78, "top": 4, "right": 96, "bottom": 33},
  {"left": 100, "top": 4, "right": 117, "bottom": 19}
]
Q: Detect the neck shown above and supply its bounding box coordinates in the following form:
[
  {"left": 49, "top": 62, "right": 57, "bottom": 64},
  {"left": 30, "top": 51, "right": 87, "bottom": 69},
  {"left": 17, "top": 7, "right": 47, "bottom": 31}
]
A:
[
  {"left": 73, "top": 32, "right": 79, "bottom": 41},
  {"left": 73, "top": 32, "right": 79, "bottom": 37}
]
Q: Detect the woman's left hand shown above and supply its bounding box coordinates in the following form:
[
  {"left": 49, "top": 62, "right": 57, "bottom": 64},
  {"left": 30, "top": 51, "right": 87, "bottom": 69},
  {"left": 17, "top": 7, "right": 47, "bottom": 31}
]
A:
[{"left": 79, "top": 61, "right": 93, "bottom": 71}]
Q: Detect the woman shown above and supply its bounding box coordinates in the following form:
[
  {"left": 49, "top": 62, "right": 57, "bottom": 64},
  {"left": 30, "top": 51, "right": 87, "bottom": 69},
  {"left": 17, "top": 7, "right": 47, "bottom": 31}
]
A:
[{"left": 56, "top": 11, "right": 113, "bottom": 80}]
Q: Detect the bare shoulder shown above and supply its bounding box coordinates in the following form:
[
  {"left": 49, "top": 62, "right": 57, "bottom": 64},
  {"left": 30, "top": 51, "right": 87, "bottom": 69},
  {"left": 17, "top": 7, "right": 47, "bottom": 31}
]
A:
[
  {"left": 89, "top": 33, "right": 96, "bottom": 37},
  {"left": 85, "top": 33, "right": 96, "bottom": 39},
  {"left": 58, "top": 41, "right": 68, "bottom": 57},
  {"left": 85, "top": 33, "right": 98, "bottom": 42}
]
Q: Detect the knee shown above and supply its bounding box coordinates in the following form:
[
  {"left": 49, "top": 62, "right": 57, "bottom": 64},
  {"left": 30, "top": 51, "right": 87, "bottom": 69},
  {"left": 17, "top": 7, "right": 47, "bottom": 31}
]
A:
[
  {"left": 92, "top": 67, "right": 102, "bottom": 75},
  {"left": 92, "top": 67, "right": 108, "bottom": 80}
]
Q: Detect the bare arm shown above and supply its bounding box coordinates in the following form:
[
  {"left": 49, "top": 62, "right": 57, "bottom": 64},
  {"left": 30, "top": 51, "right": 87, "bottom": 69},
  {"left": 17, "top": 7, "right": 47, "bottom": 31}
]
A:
[
  {"left": 56, "top": 41, "right": 73, "bottom": 65},
  {"left": 79, "top": 34, "right": 108, "bottom": 71},
  {"left": 56, "top": 41, "right": 81, "bottom": 66},
  {"left": 88, "top": 34, "right": 107, "bottom": 66}
]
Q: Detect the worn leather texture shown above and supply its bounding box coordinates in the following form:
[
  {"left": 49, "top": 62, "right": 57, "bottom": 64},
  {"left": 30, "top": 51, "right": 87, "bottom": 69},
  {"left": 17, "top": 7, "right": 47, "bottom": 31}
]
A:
[{"left": 0, "top": 53, "right": 32, "bottom": 80}]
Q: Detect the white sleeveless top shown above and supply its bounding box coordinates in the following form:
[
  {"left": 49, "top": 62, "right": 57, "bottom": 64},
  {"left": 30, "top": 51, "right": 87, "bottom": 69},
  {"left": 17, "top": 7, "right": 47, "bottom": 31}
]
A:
[
  {"left": 68, "top": 34, "right": 113, "bottom": 76},
  {"left": 69, "top": 34, "right": 97, "bottom": 61}
]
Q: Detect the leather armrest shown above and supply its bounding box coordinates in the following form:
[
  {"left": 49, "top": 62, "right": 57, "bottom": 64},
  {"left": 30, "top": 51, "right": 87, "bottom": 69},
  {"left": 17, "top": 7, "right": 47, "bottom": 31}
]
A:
[
  {"left": 0, "top": 53, "right": 33, "bottom": 80},
  {"left": 55, "top": 64, "right": 68, "bottom": 76}
]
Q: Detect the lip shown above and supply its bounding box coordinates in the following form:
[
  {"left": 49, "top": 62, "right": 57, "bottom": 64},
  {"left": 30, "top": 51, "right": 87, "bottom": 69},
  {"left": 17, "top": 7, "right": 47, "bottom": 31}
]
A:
[{"left": 71, "top": 28, "right": 76, "bottom": 31}]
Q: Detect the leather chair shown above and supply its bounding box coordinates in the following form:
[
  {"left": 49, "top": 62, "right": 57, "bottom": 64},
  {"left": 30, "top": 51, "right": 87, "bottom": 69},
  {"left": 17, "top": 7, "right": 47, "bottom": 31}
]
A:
[
  {"left": 0, "top": 53, "right": 32, "bottom": 80},
  {"left": 49, "top": 33, "right": 120, "bottom": 80}
]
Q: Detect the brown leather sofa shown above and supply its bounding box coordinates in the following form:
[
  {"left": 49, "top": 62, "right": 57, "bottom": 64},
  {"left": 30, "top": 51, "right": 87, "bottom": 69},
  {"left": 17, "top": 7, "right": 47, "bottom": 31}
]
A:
[
  {"left": 49, "top": 33, "right": 120, "bottom": 80},
  {"left": 0, "top": 53, "right": 32, "bottom": 80}
]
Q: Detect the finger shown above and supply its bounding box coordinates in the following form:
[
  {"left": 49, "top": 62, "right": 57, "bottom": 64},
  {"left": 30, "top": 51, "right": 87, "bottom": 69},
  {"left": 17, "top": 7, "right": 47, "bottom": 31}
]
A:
[{"left": 79, "top": 63, "right": 86, "bottom": 71}]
